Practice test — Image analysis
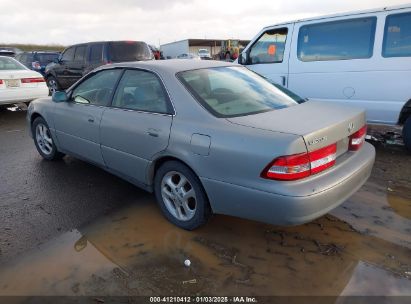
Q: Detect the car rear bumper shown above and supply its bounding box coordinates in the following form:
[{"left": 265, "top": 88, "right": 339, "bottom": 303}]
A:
[
  {"left": 0, "top": 86, "right": 49, "bottom": 105},
  {"left": 201, "top": 142, "right": 375, "bottom": 226}
]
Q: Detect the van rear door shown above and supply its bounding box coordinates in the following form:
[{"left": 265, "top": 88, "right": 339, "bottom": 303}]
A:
[{"left": 241, "top": 23, "right": 294, "bottom": 88}]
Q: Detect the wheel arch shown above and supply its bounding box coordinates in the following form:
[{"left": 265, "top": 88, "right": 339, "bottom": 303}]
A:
[
  {"left": 30, "top": 112, "right": 44, "bottom": 134},
  {"left": 148, "top": 155, "right": 213, "bottom": 211},
  {"left": 149, "top": 155, "right": 199, "bottom": 185},
  {"left": 398, "top": 99, "right": 411, "bottom": 125}
]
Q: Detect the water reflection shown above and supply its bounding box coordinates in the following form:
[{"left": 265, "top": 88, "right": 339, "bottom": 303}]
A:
[{"left": 0, "top": 198, "right": 410, "bottom": 296}]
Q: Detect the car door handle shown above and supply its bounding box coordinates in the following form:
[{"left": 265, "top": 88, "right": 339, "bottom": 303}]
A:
[
  {"left": 147, "top": 128, "right": 160, "bottom": 137},
  {"left": 281, "top": 76, "right": 287, "bottom": 86},
  {"left": 87, "top": 116, "right": 95, "bottom": 123}
]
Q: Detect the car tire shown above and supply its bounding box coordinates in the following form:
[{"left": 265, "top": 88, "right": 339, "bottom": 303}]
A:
[
  {"left": 32, "top": 117, "right": 65, "bottom": 160},
  {"left": 403, "top": 116, "right": 411, "bottom": 153},
  {"left": 154, "top": 161, "right": 211, "bottom": 230},
  {"left": 46, "top": 76, "right": 60, "bottom": 95}
]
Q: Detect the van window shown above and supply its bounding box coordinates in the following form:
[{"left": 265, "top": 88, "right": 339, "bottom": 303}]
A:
[
  {"left": 248, "top": 28, "right": 288, "bottom": 64},
  {"left": 89, "top": 44, "right": 103, "bottom": 64},
  {"left": 74, "top": 46, "right": 86, "bottom": 62},
  {"left": 383, "top": 12, "right": 411, "bottom": 57},
  {"left": 108, "top": 41, "right": 152, "bottom": 62},
  {"left": 297, "top": 17, "right": 376, "bottom": 62},
  {"left": 61, "top": 47, "right": 75, "bottom": 61}
]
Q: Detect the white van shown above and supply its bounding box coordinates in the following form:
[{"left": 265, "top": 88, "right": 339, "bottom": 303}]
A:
[{"left": 238, "top": 5, "right": 411, "bottom": 151}]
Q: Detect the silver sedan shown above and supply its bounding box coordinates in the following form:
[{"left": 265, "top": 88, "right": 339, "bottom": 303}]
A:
[{"left": 27, "top": 60, "right": 375, "bottom": 230}]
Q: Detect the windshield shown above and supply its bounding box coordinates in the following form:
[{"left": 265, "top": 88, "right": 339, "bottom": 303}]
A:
[
  {"left": 0, "top": 56, "right": 26, "bottom": 70},
  {"left": 108, "top": 41, "right": 152, "bottom": 62},
  {"left": 177, "top": 66, "right": 297, "bottom": 118}
]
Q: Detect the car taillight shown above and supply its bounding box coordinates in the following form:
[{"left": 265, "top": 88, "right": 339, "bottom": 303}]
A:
[
  {"left": 349, "top": 125, "right": 367, "bottom": 151},
  {"left": 21, "top": 77, "right": 45, "bottom": 83},
  {"left": 261, "top": 143, "right": 337, "bottom": 181},
  {"left": 0, "top": 79, "right": 3, "bottom": 84},
  {"left": 31, "top": 61, "right": 41, "bottom": 69}
]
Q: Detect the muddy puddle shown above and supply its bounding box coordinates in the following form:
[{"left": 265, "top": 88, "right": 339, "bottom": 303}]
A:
[
  {"left": 331, "top": 182, "right": 411, "bottom": 249},
  {"left": 0, "top": 190, "right": 410, "bottom": 297}
]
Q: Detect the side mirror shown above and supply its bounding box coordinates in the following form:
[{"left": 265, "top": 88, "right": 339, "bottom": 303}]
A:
[
  {"left": 238, "top": 52, "right": 248, "bottom": 65},
  {"left": 52, "top": 91, "right": 68, "bottom": 103}
]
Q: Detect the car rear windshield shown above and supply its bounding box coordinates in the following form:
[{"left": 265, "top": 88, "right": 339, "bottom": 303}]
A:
[
  {"left": 108, "top": 41, "right": 152, "bottom": 62},
  {"left": 177, "top": 66, "right": 298, "bottom": 118},
  {"left": 35, "top": 53, "right": 59, "bottom": 65},
  {"left": 0, "top": 57, "right": 26, "bottom": 70}
]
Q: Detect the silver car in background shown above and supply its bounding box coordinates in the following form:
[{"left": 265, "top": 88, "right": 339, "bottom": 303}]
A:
[{"left": 27, "top": 60, "right": 375, "bottom": 230}]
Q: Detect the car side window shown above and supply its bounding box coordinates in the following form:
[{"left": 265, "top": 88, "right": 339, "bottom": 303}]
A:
[
  {"left": 74, "top": 46, "right": 86, "bottom": 62},
  {"left": 112, "top": 69, "right": 171, "bottom": 114},
  {"left": 89, "top": 44, "right": 103, "bottom": 64},
  {"left": 61, "top": 47, "right": 75, "bottom": 62},
  {"left": 249, "top": 28, "right": 288, "bottom": 64},
  {"left": 71, "top": 69, "right": 123, "bottom": 106},
  {"left": 383, "top": 12, "right": 411, "bottom": 57},
  {"left": 297, "top": 17, "right": 377, "bottom": 62}
]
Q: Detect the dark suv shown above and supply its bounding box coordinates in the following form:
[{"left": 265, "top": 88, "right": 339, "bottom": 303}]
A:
[
  {"left": 45, "top": 41, "right": 153, "bottom": 91},
  {"left": 15, "top": 51, "right": 60, "bottom": 76}
]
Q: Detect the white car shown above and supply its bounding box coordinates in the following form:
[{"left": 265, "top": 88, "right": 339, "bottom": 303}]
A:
[
  {"left": 198, "top": 48, "right": 211, "bottom": 59},
  {"left": 0, "top": 56, "right": 48, "bottom": 108},
  {"left": 176, "top": 53, "right": 201, "bottom": 60}
]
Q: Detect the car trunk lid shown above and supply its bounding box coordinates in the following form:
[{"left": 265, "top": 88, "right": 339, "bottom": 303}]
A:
[{"left": 226, "top": 100, "right": 366, "bottom": 155}]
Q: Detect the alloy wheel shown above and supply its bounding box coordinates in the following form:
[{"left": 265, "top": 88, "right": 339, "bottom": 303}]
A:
[
  {"left": 161, "top": 171, "right": 197, "bottom": 221},
  {"left": 35, "top": 123, "right": 53, "bottom": 155}
]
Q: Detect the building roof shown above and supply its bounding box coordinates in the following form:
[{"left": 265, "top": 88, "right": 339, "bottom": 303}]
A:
[{"left": 161, "top": 38, "right": 250, "bottom": 47}]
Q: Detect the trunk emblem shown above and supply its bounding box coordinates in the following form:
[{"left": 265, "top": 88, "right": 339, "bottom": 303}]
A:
[
  {"left": 308, "top": 136, "right": 327, "bottom": 146},
  {"left": 348, "top": 122, "right": 355, "bottom": 133}
]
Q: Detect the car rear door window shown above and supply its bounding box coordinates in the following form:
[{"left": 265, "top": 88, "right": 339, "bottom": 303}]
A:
[
  {"left": 112, "top": 69, "right": 171, "bottom": 114},
  {"left": 297, "top": 17, "right": 377, "bottom": 61},
  {"left": 383, "top": 12, "right": 411, "bottom": 57},
  {"left": 74, "top": 46, "right": 86, "bottom": 62},
  {"left": 71, "top": 69, "right": 123, "bottom": 106},
  {"left": 89, "top": 44, "right": 103, "bottom": 64},
  {"left": 61, "top": 47, "right": 75, "bottom": 61},
  {"left": 249, "top": 28, "right": 288, "bottom": 64}
]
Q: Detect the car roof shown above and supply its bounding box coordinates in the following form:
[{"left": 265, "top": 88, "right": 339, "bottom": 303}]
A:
[
  {"left": 103, "top": 59, "right": 236, "bottom": 74},
  {"left": 26, "top": 51, "right": 60, "bottom": 54},
  {"left": 262, "top": 4, "right": 411, "bottom": 29},
  {"left": 66, "top": 40, "right": 148, "bottom": 47}
]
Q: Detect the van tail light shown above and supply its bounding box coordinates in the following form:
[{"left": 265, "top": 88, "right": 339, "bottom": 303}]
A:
[
  {"left": 31, "top": 61, "right": 41, "bottom": 69},
  {"left": 261, "top": 143, "right": 337, "bottom": 181},
  {"left": 21, "top": 77, "right": 45, "bottom": 83},
  {"left": 349, "top": 125, "right": 367, "bottom": 151}
]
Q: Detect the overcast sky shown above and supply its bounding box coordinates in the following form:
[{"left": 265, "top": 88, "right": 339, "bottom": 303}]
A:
[{"left": 1, "top": 0, "right": 410, "bottom": 47}]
